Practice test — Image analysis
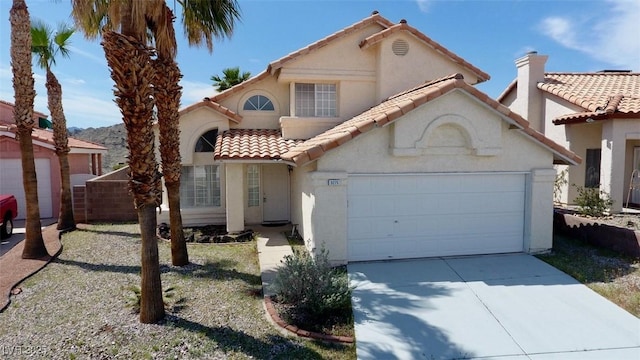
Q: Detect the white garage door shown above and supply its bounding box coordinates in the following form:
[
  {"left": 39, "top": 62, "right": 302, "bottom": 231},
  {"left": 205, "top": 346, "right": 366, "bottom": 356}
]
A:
[
  {"left": 348, "top": 173, "right": 525, "bottom": 262},
  {"left": 0, "top": 159, "right": 53, "bottom": 220}
]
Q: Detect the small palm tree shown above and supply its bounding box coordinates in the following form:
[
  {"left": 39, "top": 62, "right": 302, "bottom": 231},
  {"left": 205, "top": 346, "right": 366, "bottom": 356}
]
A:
[
  {"left": 11, "top": 0, "right": 48, "bottom": 259},
  {"left": 211, "top": 66, "right": 251, "bottom": 91},
  {"left": 31, "top": 20, "right": 76, "bottom": 231}
]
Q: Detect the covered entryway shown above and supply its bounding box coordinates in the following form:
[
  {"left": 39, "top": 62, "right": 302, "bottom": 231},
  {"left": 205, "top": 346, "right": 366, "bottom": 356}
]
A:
[
  {"left": 0, "top": 159, "right": 53, "bottom": 219},
  {"left": 347, "top": 173, "right": 525, "bottom": 261},
  {"left": 262, "top": 164, "right": 290, "bottom": 223}
]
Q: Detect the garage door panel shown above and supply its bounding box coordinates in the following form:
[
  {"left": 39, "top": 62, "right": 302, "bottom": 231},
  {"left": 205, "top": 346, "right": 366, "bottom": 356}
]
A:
[
  {"left": 0, "top": 159, "right": 52, "bottom": 219},
  {"left": 348, "top": 173, "right": 525, "bottom": 261}
]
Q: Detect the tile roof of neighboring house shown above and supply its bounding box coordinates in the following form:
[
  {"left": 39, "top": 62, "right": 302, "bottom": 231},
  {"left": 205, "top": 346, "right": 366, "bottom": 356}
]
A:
[
  {"left": 211, "top": 11, "right": 488, "bottom": 102},
  {"left": 359, "top": 21, "right": 490, "bottom": 84},
  {"left": 179, "top": 100, "right": 242, "bottom": 123},
  {"left": 498, "top": 72, "right": 640, "bottom": 125},
  {"left": 280, "top": 73, "right": 581, "bottom": 166},
  {"left": 0, "top": 121, "right": 107, "bottom": 152},
  {"left": 540, "top": 72, "right": 640, "bottom": 124},
  {"left": 214, "top": 129, "right": 304, "bottom": 162}
]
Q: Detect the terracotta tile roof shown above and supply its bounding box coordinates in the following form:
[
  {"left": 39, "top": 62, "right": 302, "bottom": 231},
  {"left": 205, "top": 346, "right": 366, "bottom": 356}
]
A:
[
  {"left": 281, "top": 74, "right": 580, "bottom": 166},
  {"left": 540, "top": 72, "right": 640, "bottom": 124},
  {"left": 214, "top": 129, "right": 304, "bottom": 161},
  {"left": 0, "top": 121, "right": 107, "bottom": 152},
  {"left": 179, "top": 100, "right": 242, "bottom": 123},
  {"left": 359, "top": 22, "right": 490, "bottom": 84}
]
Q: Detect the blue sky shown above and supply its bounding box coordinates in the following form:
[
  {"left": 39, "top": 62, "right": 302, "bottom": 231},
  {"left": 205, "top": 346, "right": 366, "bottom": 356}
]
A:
[{"left": 0, "top": 0, "right": 638, "bottom": 129}]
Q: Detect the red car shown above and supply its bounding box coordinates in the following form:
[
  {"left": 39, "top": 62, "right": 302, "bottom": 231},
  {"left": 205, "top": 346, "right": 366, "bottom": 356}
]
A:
[{"left": 0, "top": 194, "right": 18, "bottom": 239}]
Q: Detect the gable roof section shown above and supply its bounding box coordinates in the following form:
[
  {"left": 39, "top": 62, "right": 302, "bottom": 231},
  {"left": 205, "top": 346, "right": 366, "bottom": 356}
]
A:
[
  {"left": 211, "top": 12, "right": 394, "bottom": 103},
  {"left": 214, "top": 129, "right": 303, "bottom": 162},
  {"left": 359, "top": 22, "right": 490, "bottom": 84},
  {"left": 179, "top": 100, "right": 242, "bottom": 123},
  {"left": 0, "top": 122, "right": 107, "bottom": 152},
  {"left": 281, "top": 73, "right": 580, "bottom": 166}
]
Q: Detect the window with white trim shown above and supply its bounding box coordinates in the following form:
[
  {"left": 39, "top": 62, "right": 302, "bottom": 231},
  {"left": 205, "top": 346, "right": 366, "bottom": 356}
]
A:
[
  {"left": 295, "top": 83, "right": 336, "bottom": 117},
  {"left": 247, "top": 165, "right": 260, "bottom": 207},
  {"left": 243, "top": 95, "right": 274, "bottom": 111},
  {"left": 585, "top": 149, "right": 601, "bottom": 188},
  {"left": 180, "top": 165, "right": 221, "bottom": 207}
]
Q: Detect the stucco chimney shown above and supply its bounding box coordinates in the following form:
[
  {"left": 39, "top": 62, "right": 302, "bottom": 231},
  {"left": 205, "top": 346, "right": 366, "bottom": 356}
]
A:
[{"left": 515, "top": 51, "right": 547, "bottom": 131}]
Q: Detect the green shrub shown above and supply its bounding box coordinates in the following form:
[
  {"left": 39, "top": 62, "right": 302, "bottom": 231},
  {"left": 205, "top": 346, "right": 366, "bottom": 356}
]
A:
[
  {"left": 273, "top": 247, "right": 352, "bottom": 321},
  {"left": 573, "top": 185, "right": 614, "bottom": 217}
]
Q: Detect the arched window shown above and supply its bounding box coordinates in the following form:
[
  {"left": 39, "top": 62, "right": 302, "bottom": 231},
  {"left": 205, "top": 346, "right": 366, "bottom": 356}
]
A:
[
  {"left": 195, "top": 129, "right": 218, "bottom": 152},
  {"left": 243, "top": 95, "right": 274, "bottom": 111}
]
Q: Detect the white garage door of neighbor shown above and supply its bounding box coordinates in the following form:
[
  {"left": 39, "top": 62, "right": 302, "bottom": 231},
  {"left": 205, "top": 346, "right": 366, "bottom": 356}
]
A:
[
  {"left": 0, "top": 159, "right": 53, "bottom": 220},
  {"left": 347, "top": 173, "right": 526, "bottom": 262}
]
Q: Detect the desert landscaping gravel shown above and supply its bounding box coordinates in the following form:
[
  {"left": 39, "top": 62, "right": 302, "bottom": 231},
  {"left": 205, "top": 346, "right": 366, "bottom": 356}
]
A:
[{"left": 0, "top": 224, "right": 354, "bottom": 359}]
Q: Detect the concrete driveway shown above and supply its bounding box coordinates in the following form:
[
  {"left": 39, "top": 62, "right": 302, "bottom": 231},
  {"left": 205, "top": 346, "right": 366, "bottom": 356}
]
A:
[{"left": 348, "top": 254, "right": 640, "bottom": 359}]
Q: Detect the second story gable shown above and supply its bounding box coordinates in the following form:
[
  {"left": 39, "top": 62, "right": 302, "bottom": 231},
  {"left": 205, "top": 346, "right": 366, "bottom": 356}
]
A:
[{"left": 183, "top": 11, "right": 490, "bottom": 142}]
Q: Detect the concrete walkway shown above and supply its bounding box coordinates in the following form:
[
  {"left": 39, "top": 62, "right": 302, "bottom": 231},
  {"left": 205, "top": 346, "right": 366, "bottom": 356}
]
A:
[{"left": 254, "top": 224, "right": 294, "bottom": 297}]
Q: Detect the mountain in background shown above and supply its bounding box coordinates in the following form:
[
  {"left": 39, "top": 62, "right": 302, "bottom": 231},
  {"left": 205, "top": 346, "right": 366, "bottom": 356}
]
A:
[{"left": 71, "top": 123, "right": 127, "bottom": 174}]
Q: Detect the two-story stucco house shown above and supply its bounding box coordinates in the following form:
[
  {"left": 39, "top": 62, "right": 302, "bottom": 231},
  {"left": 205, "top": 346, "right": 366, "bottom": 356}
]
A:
[
  {"left": 0, "top": 99, "right": 107, "bottom": 220},
  {"left": 158, "top": 12, "right": 580, "bottom": 264},
  {"left": 499, "top": 52, "right": 640, "bottom": 213}
]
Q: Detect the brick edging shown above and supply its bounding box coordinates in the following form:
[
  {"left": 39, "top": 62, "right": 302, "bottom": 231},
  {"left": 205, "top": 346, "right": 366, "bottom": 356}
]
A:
[{"left": 263, "top": 296, "right": 354, "bottom": 344}]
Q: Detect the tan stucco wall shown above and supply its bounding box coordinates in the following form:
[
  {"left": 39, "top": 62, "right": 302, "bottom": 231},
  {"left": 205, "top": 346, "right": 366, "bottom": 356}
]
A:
[
  {"left": 177, "top": 107, "right": 230, "bottom": 165},
  {"left": 602, "top": 119, "right": 640, "bottom": 212},
  {"left": 298, "top": 91, "right": 555, "bottom": 263},
  {"left": 375, "top": 33, "right": 481, "bottom": 102}
]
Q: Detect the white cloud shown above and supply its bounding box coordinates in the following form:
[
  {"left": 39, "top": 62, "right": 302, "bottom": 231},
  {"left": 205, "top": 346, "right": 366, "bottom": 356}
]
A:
[
  {"left": 416, "top": 0, "right": 432, "bottom": 13},
  {"left": 68, "top": 45, "right": 107, "bottom": 66},
  {"left": 539, "top": 0, "right": 640, "bottom": 70},
  {"left": 538, "top": 17, "right": 586, "bottom": 51},
  {"left": 180, "top": 80, "right": 218, "bottom": 105}
]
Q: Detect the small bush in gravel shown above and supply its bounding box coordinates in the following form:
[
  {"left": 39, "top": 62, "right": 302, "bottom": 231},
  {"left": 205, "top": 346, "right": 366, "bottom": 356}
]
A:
[
  {"left": 573, "top": 185, "right": 614, "bottom": 217},
  {"left": 273, "top": 247, "right": 353, "bottom": 322}
]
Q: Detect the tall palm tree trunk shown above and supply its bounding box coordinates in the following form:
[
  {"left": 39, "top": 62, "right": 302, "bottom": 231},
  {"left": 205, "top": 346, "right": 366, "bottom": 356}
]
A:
[
  {"left": 153, "top": 57, "right": 188, "bottom": 266},
  {"left": 46, "top": 69, "right": 75, "bottom": 231},
  {"left": 103, "top": 31, "right": 164, "bottom": 323},
  {"left": 11, "top": 0, "right": 47, "bottom": 259}
]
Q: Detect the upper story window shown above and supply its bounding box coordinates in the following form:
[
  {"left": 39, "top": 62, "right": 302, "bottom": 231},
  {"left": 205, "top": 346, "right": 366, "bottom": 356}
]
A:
[
  {"left": 195, "top": 129, "right": 218, "bottom": 152},
  {"left": 243, "top": 95, "right": 274, "bottom": 111},
  {"left": 295, "top": 83, "right": 336, "bottom": 117}
]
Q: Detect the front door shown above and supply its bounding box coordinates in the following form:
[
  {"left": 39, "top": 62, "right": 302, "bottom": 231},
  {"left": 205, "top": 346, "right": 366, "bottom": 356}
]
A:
[{"left": 262, "top": 165, "right": 290, "bottom": 223}]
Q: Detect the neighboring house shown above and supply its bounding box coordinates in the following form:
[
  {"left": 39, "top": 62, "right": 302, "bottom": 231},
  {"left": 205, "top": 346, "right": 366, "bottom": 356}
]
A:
[
  {"left": 499, "top": 52, "right": 640, "bottom": 213},
  {"left": 158, "top": 12, "right": 579, "bottom": 264},
  {"left": 0, "top": 100, "right": 107, "bottom": 220}
]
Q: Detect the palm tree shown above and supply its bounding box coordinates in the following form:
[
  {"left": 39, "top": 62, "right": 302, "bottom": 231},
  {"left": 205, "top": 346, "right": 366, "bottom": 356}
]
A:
[
  {"left": 211, "top": 66, "right": 251, "bottom": 91},
  {"left": 71, "top": 0, "right": 241, "bottom": 323},
  {"left": 11, "top": 0, "right": 48, "bottom": 259},
  {"left": 31, "top": 20, "right": 76, "bottom": 231},
  {"left": 72, "top": 0, "right": 166, "bottom": 323},
  {"left": 150, "top": 1, "right": 241, "bottom": 267}
]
